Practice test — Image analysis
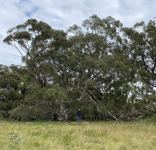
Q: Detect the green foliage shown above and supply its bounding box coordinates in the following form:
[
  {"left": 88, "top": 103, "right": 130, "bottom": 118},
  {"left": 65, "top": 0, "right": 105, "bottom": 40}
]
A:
[
  {"left": 9, "top": 104, "right": 31, "bottom": 121},
  {"left": 45, "top": 85, "right": 68, "bottom": 103},
  {"left": 2, "top": 15, "right": 156, "bottom": 121}
]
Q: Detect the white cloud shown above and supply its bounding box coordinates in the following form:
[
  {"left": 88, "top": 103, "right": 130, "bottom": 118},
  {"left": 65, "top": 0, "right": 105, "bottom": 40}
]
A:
[{"left": 0, "top": 0, "right": 156, "bottom": 65}]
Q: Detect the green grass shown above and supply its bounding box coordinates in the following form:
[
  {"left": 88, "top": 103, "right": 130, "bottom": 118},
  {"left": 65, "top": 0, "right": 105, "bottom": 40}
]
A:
[{"left": 0, "top": 120, "right": 156, "bottom": 150}]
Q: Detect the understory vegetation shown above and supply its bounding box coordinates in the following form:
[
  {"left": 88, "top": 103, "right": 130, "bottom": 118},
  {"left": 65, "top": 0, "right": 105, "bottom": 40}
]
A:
[{"left": 0, "top": 15, "right": 156, "bottom": 121}]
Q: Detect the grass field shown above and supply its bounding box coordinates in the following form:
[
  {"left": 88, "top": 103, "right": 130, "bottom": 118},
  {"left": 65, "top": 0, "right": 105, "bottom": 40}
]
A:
[{"left": 0, "top": 120, "right": 156, "bottom": 150}]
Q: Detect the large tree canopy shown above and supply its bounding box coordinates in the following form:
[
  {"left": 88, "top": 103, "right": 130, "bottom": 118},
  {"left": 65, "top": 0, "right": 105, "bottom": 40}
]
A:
[{"left": 1, "top": 15, "right": 156, "bottom": 121}]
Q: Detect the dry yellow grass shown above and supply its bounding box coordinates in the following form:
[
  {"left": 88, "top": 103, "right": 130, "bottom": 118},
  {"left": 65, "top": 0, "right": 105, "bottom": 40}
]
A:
[{"left": 0, "top": 120, "right": 156, "bottom": 150}]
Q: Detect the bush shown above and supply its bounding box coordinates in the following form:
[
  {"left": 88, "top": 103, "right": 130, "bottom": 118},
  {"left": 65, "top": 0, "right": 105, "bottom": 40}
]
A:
[
  {"left": 31, "top": 103, "right": 53, "bottom": 120},
  {"left": 9, "top": 104, "right": 31, "bottom": 121},
  {"left": 0, "top": 111, "right": 9, "bottom": 119},
  {"left": 9, "top": 103, "right": 54, "bottom": 121},
  {"left": 145, "top": 115, "right": 156, "bottom": 122}
]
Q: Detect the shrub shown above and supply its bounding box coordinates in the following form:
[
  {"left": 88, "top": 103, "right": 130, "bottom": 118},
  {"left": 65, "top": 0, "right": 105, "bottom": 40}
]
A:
[
  {"left": 0, "top": 111, "right": 9, "bottom": 119},
  {"left": 9, "top": 104, "right": 31, "bottom": 121}
]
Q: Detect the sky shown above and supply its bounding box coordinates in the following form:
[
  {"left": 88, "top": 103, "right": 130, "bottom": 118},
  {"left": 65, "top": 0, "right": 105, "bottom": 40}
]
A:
[{"left": 0, "top": 0, "right": 156, "bottom": 65}]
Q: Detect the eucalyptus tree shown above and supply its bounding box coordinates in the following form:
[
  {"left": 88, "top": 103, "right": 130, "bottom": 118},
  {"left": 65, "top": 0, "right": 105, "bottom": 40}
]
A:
[
  {"left": 123, "top": 20, "right": 156, "bottom": 87},
  {"left": 66, "top": 15, "right": 137, "bottom": 119},
  {"left": 3, "top": 16, "right": 155, "bottom": 121},
  {"left": 3, "top": 19, "right": 67, "bottom": 87},
  {"left": 123, "top": 20, "right": 156, "bottom": 116}
]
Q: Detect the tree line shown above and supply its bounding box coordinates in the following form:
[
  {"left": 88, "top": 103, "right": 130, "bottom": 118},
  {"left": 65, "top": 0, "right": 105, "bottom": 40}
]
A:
[{"left": 0, "top": 15, "right": 156, "bottom": 121}]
